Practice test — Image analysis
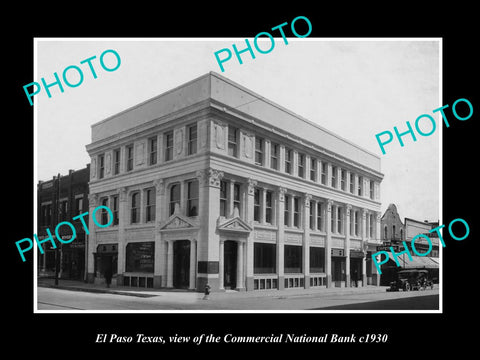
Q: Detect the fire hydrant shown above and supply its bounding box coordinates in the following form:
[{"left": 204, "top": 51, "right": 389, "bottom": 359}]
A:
[{"left": 203, "top": 284, "right": 211, "bottom": 300}]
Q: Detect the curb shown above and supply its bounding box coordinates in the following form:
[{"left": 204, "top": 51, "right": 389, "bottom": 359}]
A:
[{"left": 38, "top": 283, "right": 159, "bottom": 298}]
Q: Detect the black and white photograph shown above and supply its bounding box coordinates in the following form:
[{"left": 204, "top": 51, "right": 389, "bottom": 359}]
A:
[
  {"left": 34, "top": 38, "right": 441, "bottom": 312},
  {"left": 8, "top": 6, "right": 478, "bottom": 354}
]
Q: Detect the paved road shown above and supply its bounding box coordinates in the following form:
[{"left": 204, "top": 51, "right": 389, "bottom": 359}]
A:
[{"left": 37, "top": 286, "right": 439, "bottom": 311}]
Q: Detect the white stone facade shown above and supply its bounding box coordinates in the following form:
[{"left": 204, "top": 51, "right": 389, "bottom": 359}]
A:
[{"left": 86, "top": 72, "right": 383, "bottom": 292}]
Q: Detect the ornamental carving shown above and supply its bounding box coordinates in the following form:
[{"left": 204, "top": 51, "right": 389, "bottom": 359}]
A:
[
  {"left": 213, "top": 121, "right": 225, "bottom": 150},
  {"left": 88, "top": 193, "right": 98, "bottom": 207},
  {"left": 278, "top": 187, "right": 287, "bottom": 202},
  {"left": 242, "top": 132, "right": 253, "bottom": 159},
  {"left": 153, "top": 178, "right": 165, "bottom": 195},
  {"left": 119, "top": 187, "right": 127, "bottom": 202},
  {"left": 327, "top": 199, "right": 333, "bottom": 212},
  {"left": 105, "top": 153, "right": 111, "bottom": 175},
  {"left": 247, "top": 178, "right": 257, "bottom": 195},
  {"left": 175, "top": 128, "right": 184, "bottom": 156},
  {"left": 197, "top": 168, "right": 224, "bottom": 187},
  {"left": 304, "top": 193, "right": 312, "bottom": 207}
]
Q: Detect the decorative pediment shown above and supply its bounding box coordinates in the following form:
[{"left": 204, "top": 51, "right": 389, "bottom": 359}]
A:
[
  {"left": 160, "top": 214, "right": 198, "bottom": 230},
  {"left": 217, "top": 217, "right": 253, "bottom": 233}
]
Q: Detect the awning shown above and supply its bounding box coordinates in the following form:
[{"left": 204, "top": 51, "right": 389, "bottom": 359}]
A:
[{"left": 388, "top": 254, "right": 439, "bottom": 269}]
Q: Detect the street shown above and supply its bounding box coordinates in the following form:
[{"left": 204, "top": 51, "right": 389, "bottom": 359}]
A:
[{"left": 37, "top": 286, "right": 439, "bottom": 311}]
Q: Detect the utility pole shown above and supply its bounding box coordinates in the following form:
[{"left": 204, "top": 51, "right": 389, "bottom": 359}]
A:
[{"left": 54, "top": 173, "right": 60, "bottom": 286}]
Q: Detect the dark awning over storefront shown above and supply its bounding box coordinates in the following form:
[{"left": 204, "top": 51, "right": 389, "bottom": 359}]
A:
[{"left": 388, "top": 254, "right": 439, "bottom": 269}]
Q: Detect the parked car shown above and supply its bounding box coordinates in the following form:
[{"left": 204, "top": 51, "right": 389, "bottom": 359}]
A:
[{"left": 387, "top": 269, "right": 434, "bottom": 292}]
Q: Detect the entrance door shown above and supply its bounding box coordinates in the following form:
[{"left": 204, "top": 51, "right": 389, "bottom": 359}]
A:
[
  {"left": 224, "top": 241, "right": 237, "bottom": 289},
  {"left": 173, "top": 240, "right": 190, "bottom": 289},
  {"left": 331, "top": 257, "right": 346, "bottom": 287}
]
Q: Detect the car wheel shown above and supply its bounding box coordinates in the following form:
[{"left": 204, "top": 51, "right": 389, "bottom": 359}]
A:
[{"left": 405, "top": 283, "right": 410, "bottom": 291}]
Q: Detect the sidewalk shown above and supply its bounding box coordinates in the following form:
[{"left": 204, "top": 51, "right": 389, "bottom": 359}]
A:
[{"left": 37, "top": 277, "right": 389, "bottom": 300}]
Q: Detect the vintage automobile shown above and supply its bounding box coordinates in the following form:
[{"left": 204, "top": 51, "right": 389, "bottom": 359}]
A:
[{"left": 388, "top": 269, "right": 434, "bottom": 292}]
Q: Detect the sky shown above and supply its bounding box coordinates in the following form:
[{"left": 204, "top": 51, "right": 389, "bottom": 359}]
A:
[{"left": 35, "top": 38, "right": 440, "bottom": 222}]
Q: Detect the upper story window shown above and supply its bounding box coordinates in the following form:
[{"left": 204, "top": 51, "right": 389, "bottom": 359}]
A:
[
  {"left": 41, "top": 203, "right": 52, "bottom": 225},
  {"left": 297, "top": 154, "right": 305, "bottom": 178},
  {"left": 293, "top": 197, "right": 300, "bottom": 227},
  {"left": 358, "top": 176, "right": 363, "bottom": 196},
  {"left": 131, "top": 192, "right": 139, "bottom": 224},
  {"left": 284, "top": 194, "right": 290, "bottom": 226},
  {"left": 148, "top": 137, "right": 157, "bottom": 166},
  {"left": 98, "top": 154, "right": 105, "bottom": 179},
  {"left": 187, "top": 180, "right": 199, "bottom": 217},
  {"left": 349, "top": 173, "right": 355, "bottom": 194},
  {"left": 126, "top": 145, "right": 134, "bottom": 172},
  {"left": 340, "top": 169, "right": 346, "bottom": 191},
  {"left": 317, "top": 202, "right": 323, "bottom": 231},
  {"left": 113, "top": 149, "right": 120, "bottom": 175},
  {"left": 228, "top": 126, "right": 238, "bottom": 157},
  {"left": 309, "top": 200, "right": 315, "bottom": 230},
  {"left": 233, "top": 183, "right": 241, "bottom": 214},
  {"left": 321, "top": 162, "right": 327, "bottom": 185},
  {"left": 331, "top": 166, "right": 337, "bottom": 188},
  {"left": 270, "top": 143, "right": 279, "bottom": 170},
  {"left": 265, "top": 190, "right": 273, "bottom": 225},
  {"left": 169, "top": 184, "right": 180, "bottom": 216},
  {"left": 255, "top": 137, "right": 264, "bottom": 166},
  {"left": 59, "top": 200, "right": 68, "bottom": 221},
  {"left": 187, "top": 124, "right": 197, "bottom": 155},
  {"left": 112, "top": 195, "right": 119, "bottom": 225},
  {"left": 220, "top": 181, "right": 227, "bottom": 217},
  {"left": 310, "top": 158, "right": 316, "bottom": 181},
  {"left": 254, "top": 188, "right": 261, "bottom": 222},
  {"left": 101, "top": 197, "right": 109, "bottom": 225},
  {"left": 164, "top": 131, "right": 173, "bottom": 162},
  {"left": 75, "top": 197, "right": 83, "bottom": 216},
  {"left": 285, "top": 148, "right": 292, "bottom": 174},
  {"left": 145, "top": 188, "right": 155, "bottom": 222},
  {"left": 370, "top": 180, "right": 375, "bottom": 200}
]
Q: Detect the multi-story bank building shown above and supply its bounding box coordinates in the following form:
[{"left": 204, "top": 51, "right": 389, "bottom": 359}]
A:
[{"left": 86, "top": 72, "right": 383, "bottom": 292}]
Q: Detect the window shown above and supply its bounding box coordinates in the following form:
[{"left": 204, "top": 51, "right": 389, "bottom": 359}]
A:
[
  {"left": 254, "top": 188, "right": 261, "bottom": 222},
  {"left": 321, "top": 162, "right": 327, "bottom": 185},
  {"left": 101, "top": 198, "right": 109, "bottom": 225},
  {"left": 270, "top": 143, "right": 279, "bottom": 170},
  {"left": 254, "top": 243, "right": 276, "bottom": 274},
  {"left": 310, "top": 247, "right": 325, "bottom": 273},
  {"left": 293, "top": 197, "right": 300, "bottom": 227},
  {"left": 369, "top": 213, "right": 374, "bottom": 238},
  {"left": 317, "top": 202, "right": 323, "bottom": 231},
  {"left": 384, "top": 226, "right": 388, "bottom": 240},
  {"left": 285, "top": 148, "right": 292, "bottom": 174},
  {"left": 187, "top": 124, "right": 197, "bottom": 155},
  {"left": 126, "top": 145, "right": 133, "bottom": 171},
  {"left": 169, "top": 184, "right": 180, "bottom": 216},
  {"left": 309, "top": 201, "right": 314, "bottom": 230},
  {"left": 254, "top": 137, "right": 264, "bottom": 165},
  {"left": 340, "top": 169, "right": 346, "bottom": 191},
  {"left": 164, "top": 131, "right": 173, "bottom": 161},
  {"left": 337, "top": 207, "right": 343, "bottom": 234},
  {"left": 331, "top": 166, "right": 337, "bottom": 188},
  {"left": 354, "top": 211, "right": 359, "bottom": 236},
  {"left": 349, "top": 173, "right": 355, "bottom": 193},
  {"left": 400, "top": 229, "right": 403, "bottom": 241},
  {"left": 370, "top": 180, "right": 375, "bottom": 199},
  {"left": 42, "top": 204, "right": 52, "bottom": 225},
  {"left": 60, "top": 200, "right": 68, "bottom": 221},
  {"left": 233, "top": 183, "right": 241, "bottom": 214},
  {"left": 98, "top": 154, "right": 105, "bottom": 178},
  {"left": 220, "top": 180, "right": 227, "bottom": 217},
  {"left": 126, "top": 242, "right": 154, "bottom": 273},
  {"left": 148, "top": 137, "right": 157, "bottom": 165},
  {"left": 297, "top": 154, "right": 305, "bottom": 178},
  {"left": 265, "top": 190, "right": 273, "bottom": 224},
  {"left": 358, "top": 176, "right": 363, "bottom": 196},
  {"left": 145, "top": 189, "right": 155, "bottom": 222},
  {"left": 112, "top": 195, "right": 119, "bottom": 225},
  {"left": 284, "top": 245, "right": 302, "bottom": 273},
  {"left": 187, "top": 180, "right": 199, "bottom": 217},
  {"left": 131, "top": 192, "right": 139, "bottom": 224},
  {"left": 113, "top": 149, "right": 120, "bottom": 175},
  {"left": 392, "top": 225, "right": 396, "bottom": 241},
  {"left": 75, "top": 197, "right": 83, "bottom": 216},
  {"left": 331, "top": 205, "right": 337, "bottom": 233},
  {"left": 310, "top": 158, "right": 316, "bottom": 181},
  {"left": 284, "top": 194, "right": 290, "bottom": 226},
  {"left": 228, "top": 126, "right": 238, "bottom": 157}
]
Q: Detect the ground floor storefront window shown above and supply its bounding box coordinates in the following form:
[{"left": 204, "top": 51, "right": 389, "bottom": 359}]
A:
[
  {"left": 254, "top": 243, "right": 276, "bottom": 274},
  {"left": 284, "top": 245, "right": 302, "bottom": 273}
]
